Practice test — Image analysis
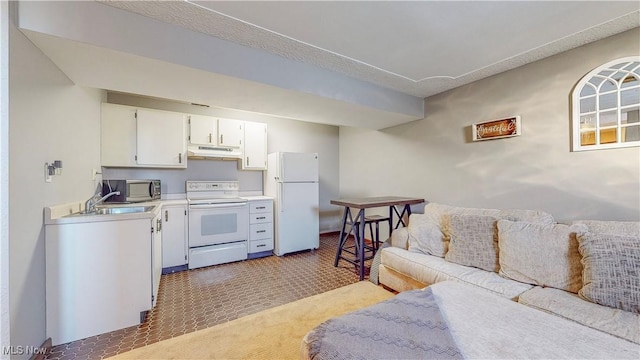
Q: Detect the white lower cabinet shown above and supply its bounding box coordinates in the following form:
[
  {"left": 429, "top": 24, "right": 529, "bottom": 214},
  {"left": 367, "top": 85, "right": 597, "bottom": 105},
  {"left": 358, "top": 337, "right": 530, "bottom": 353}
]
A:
[
  {"left": 247, "top": 198, "right": 274, "bottom": 258},
  {"left": 151, "top": 212, "right": 162, "bottom": 307},
  {"left": 45, "top": 217, "right": 160, "bottom": 346},
  {"left": 161, "top": 202, "right": 188, "bottom": 272}
]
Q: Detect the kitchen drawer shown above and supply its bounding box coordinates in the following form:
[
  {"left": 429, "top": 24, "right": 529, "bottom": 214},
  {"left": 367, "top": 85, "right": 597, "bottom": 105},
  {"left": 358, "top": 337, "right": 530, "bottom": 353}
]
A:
[
  {"left": 249, "top": 238, "right": 273, "bottom": 253},
  {"left": 249, "top": 222, "right": 273, "bottom": 241},
  {"left": 250, "top": 213, "right": 271, "bottom": 224},
  {"left": 250, "top": 201, "right": 273, "bottom": 213}
]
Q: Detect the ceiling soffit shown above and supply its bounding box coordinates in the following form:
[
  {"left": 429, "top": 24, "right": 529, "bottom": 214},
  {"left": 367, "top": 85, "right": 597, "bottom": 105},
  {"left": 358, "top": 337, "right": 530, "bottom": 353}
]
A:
[{"left": 99, "top": 1, "right": 640, "bottom": 98}]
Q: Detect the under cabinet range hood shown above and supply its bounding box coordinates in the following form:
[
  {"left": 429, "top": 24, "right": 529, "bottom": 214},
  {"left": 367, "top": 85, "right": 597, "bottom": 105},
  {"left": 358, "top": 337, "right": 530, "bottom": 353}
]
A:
[{"left": 187, "top": 146, "right": 242, "bottom": 160}]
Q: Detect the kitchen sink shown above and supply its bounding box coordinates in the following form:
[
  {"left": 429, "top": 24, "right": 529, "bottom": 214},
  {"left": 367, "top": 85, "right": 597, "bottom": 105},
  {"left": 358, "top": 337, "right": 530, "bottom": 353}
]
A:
[
  {"left": 94, "top": 206, "right": 155, "bottom": 215},
  {"left": 63, "top": 205, "right": 155, "bottom": 217}
]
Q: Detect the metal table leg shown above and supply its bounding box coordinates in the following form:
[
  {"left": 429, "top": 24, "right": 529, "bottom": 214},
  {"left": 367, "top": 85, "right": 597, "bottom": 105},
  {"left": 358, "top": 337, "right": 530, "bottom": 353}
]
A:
[{"left": 355, "top": 208, "right": 366, "bottom": 281}]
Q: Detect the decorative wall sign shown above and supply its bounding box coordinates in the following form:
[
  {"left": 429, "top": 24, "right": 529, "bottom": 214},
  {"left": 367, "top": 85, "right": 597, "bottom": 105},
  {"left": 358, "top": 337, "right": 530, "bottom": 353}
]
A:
[{"left": 472, "top": 116, "right": 521, "bottom": 141}]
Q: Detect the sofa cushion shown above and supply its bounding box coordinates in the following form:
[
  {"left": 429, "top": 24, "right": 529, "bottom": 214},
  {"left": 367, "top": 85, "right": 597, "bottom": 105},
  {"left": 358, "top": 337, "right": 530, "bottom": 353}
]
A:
[
  {"left": 518, "top": 286, "right": 640, "bottom": 344},
  {"left": 407, "top": 203, "right": 555, "bottom": 258},
  {"left": 427, "top": 281, "right": 640, "bottom": 359},
  {"left": 572, "top": 219, "right": 640, "bottom": 236},
  {"left": 381, "top": 247, "right": 532, "bottom": 300},
  {"left": 577, "top": 232, "right": 640, "bottom": 314},
  {"left": 497, "top": 220, "right": 588, "bottom": 293},
  {"left": 444, "top": 214, "right": 499, "bottom": 272}
]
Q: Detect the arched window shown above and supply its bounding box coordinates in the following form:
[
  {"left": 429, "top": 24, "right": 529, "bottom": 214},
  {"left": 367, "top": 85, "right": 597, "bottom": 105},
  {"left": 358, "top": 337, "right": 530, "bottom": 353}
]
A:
[{"left": 572, "top": 57, "right": 640, "bottom": 151}]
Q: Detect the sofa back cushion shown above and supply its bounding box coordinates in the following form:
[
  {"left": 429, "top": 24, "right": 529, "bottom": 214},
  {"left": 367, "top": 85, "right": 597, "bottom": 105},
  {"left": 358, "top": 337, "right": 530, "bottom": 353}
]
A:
[
  {"left": 572, "top": 220, "right": 640, "bottom": 237},
  {"left": 577, "top": 232, "right": 640, "bottom": 314},
  {"left": 407, "top": 203, "right": 554, "bottom": 258},
  {"left": 444, "top": 214, "right": 500, "bottom": 272},
  {"left": 497, "top": 220, "right": 587, "bottom": 293}
]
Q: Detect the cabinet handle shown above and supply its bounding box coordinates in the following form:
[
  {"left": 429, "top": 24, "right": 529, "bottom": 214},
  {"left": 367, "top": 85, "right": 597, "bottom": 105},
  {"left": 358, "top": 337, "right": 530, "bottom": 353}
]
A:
[
  {"left": 257, "top": 244, "right": 266, "bottom": 248},
  {"left": 179, "top": 153, "right": 182, "bottom": 163},
  {"left": 220, "top": 134, "right": 224, "bottom": 144},
  {"left": 257, "top": 216, "right": 266, "bottom": 220},
  {"left": 157, "top": 218, "right": 162, "bottom": 232},
  {"left": 246, "top": 157, "right": 250, "bottom": 166},
  {"left": 208, "top": 133, "right": 212, "bottom": 143},
  {"left": 257, "top": 230, "right": 266, "bottom": 233},
  {"left": 256, "top": 206, "right": 266, "bottom": 209},
  {"left": 165, "top": 210, "right": 169, "bottom": 222}
]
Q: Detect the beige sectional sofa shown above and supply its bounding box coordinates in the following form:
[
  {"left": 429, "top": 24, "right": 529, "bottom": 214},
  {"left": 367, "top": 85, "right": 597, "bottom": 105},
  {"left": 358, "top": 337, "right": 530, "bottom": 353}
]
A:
[{"left": 378, "top": 203, "right": 640, "bottom": 345}]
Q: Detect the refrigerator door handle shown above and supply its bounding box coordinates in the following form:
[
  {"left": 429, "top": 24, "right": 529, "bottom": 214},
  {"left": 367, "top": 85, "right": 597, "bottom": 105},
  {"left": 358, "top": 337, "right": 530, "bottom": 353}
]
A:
[{"left": 278, "top": 183, "right": 284, "bottom": 212}]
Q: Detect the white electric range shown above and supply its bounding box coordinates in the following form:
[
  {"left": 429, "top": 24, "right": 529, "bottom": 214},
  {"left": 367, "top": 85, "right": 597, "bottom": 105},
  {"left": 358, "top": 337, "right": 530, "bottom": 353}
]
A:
[{"left": 186, "top": 181, "right": 249, "bottom": 269}]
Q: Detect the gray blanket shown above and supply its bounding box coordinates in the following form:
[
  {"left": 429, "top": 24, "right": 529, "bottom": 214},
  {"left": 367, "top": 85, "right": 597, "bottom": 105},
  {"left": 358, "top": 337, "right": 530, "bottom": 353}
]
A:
[
  {"left": 305, "top": 287, "right": 463, "bottom": 359},
  {"left": 369, "top": 238, "right": 390, "bottom": 285}
]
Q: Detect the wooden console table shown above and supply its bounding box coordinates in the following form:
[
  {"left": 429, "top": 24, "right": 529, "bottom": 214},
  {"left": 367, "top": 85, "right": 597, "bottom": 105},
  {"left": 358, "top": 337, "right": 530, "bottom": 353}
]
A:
[{"left": 331, "top": 196, "right": 424, "bottom": 280}]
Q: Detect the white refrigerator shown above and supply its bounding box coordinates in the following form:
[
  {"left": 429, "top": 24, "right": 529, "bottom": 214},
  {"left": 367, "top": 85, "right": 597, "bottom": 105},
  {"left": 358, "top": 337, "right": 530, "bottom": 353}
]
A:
[{"left": 264, "top": 152, "right": 320, "bottom": 256}]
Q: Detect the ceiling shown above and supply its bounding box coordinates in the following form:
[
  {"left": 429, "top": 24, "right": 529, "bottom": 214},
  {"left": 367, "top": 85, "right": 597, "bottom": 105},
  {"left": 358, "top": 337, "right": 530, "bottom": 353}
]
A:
[
  {"left": 17, "top": 1, "right": 640, "bottom": 129},
  {"left": 101, "top": 1, "right": 640, "bottom": 98}
]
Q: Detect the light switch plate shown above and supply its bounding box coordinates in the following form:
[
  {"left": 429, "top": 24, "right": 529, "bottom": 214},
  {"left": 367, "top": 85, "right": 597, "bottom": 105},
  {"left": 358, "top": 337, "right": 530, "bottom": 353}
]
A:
[{"left": 45, "top": 163, "right": 52, "bottom": 183}]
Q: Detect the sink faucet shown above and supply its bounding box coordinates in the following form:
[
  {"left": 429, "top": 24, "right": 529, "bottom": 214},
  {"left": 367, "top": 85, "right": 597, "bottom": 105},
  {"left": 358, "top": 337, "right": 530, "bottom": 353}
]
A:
[{"left": 84, "top": 191, "right": 121, "bottom": 213}]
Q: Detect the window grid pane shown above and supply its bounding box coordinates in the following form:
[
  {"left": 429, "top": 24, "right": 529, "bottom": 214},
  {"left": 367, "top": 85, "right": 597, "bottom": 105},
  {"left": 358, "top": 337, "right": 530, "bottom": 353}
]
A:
[
  {"left": 623, "top": 124, "right": 640, "bottom": 143},
  {"left": 600, "top": 79, "right": 617, "bottom": 92},
  {"left": 620, "top": 88, "right": 639, "bottom": 107},
  {"left": 598, "top": 93, "right": 618, "bottom": 111},
  {"left": 621, "top": 75, "right": 639, "bottom": 88}
]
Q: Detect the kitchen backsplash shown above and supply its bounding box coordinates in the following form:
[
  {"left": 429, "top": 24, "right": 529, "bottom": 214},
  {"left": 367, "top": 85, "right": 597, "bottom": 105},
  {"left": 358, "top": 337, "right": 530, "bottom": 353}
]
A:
[{"left": 102, "top": 159, "right": 262, "bottom": 194}]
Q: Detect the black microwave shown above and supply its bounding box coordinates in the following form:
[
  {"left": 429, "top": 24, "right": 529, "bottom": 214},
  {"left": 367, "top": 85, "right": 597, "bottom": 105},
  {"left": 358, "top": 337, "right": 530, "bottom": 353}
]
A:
[{"left": 102, "top": 179, "right": 161, "bottom": 203}]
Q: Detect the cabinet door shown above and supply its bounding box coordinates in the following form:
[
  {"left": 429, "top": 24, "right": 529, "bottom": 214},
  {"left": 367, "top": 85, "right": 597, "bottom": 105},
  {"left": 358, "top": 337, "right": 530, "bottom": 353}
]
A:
[
  {"left": 101, "top": 103, "right": 137, "bottom": 167},
  {"left": 189, "top": 114, "right": 217, "bottom": 146},
  {"left": 242, "top": 122, "right": 268, "bottom": 170},
  {"left": 162, "top": 205, "right": 188, "bottom": 269},
  {"left": 218, "top": 118, "right": 243, "bottom": 148},
  {"left": 152, "top": 214, "right": 162, "bottom": 307},
  {"left": 136, "top": 109, "right": 187, "bottom": 168}
]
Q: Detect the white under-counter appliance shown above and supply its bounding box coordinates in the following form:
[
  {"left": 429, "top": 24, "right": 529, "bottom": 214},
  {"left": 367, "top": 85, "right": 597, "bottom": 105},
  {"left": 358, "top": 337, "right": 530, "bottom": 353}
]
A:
[
  {"left": 264, "top": 152, "right": 319, "bottom": 256},
  {"left": 187, "top": 181, "right": 249, "bottom": 269}
]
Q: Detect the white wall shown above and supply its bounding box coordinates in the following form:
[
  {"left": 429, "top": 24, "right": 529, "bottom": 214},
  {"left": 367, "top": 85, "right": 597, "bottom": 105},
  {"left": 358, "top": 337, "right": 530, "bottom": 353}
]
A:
[
  {"left": 8, "top": 8, "right": 103, "bottom": 355},
  {"left": 340, "top": 28, "right": 640, "bottom": 225},
  {"left": 1, "top": 1, "right": 10, "bottom": 357}
]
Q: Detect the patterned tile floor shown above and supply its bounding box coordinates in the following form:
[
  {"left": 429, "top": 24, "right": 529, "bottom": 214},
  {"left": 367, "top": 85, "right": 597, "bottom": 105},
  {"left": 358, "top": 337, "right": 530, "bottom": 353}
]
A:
[{"left": 46, "top": 233, "right": 368, "bottom": 360}]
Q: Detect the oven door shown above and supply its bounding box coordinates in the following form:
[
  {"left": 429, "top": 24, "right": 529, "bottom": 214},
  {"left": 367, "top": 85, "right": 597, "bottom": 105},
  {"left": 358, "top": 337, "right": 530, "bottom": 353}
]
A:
[{"left": 188, "top": 202, "right": 249, "bottom": 248}]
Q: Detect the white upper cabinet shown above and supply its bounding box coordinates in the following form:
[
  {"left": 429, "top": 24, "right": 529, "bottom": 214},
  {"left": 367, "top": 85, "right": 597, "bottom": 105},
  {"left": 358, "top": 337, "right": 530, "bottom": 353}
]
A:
[
  {"left": 136, "top": 108, "right": 187, "bottom": 168},
  {"left": 101, "top": 103, "right": 137, "bottom": 167},
  {"left": 101, "top": 103, "right": 187, "bottom": 168},
  {"left": 189, "top": 115, "right": 243, "bottom": 149},
  {"left": 188, "top": 114, "right": 217, "bottom": 146},
  {"left": 103, "top": 103, "right": 268, "bottom": 169},
  {"left": 242, "top": 122, "right": 268, "bottom": 170},
  {"left": 217, "top": 118, "right": 243, "bottom": 148}
]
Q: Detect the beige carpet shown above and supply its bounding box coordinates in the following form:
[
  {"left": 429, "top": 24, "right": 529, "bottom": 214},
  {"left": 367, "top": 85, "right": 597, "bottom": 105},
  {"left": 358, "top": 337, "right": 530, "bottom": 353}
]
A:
[{"left": 109, "top": 281, "right": 394, "bottom": 359}]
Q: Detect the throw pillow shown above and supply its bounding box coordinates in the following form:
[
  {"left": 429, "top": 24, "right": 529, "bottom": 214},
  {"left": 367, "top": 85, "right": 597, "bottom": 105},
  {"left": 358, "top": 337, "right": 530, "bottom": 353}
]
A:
[
  {"left": 577, "top": 232, "right": 640, "bottom": 314},
  {"left": 407, "top": 213, "right": 448, "bottom": 257},
  {"left": 497, "top": 220, "right": 588, "bottom": 293},
  {"left": 407, "top": 202, "right": 555, "bottom": 258},
  {"left": 444, "top": 214, "right": 500, "bottom": 272}
]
